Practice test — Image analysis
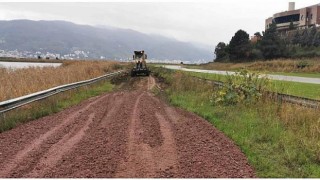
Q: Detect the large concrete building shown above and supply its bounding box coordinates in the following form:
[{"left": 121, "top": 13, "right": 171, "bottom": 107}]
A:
[{"left": 266, "top": 2, "right": 320, "bottom": 31}]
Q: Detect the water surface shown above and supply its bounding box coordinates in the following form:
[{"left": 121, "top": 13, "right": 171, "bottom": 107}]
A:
[{"left": 0, "top": 61, "right": 62, "bottom": 69}]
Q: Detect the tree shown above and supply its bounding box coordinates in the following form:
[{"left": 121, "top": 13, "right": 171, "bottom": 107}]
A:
[
  {"left": 313, "top": 31, "right": 320, "bottom": 47},
  {"left": 300, "top": 29, "right": 309, "bottom": 47},
  {"left": 228, "top": 29, "right": 250, "bottom": 62},
  {"left": 291, "top": 31, "right": 300, "bottom": 45},
  {"left": 214, "top": 42, "right": 229, "bottom": 62},
  {"left": 259, "top": 22, "right": 286, "bottom": 59},
  {"left": 254, "top": 32, "right": 262, "bottom": 38},
  {"left": 308, "top": 26, "right": 317, "bottom": 46},
  {"left": 289, "top": 21, "right": 295, "bottom": 30}
]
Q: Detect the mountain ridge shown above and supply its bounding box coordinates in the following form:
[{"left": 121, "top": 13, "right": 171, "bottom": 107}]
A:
[{"left": 0, "top": 20, "right": 213, "bottom": 62}]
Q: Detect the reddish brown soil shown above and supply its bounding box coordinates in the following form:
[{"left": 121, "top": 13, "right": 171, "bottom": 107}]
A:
[{"left": 0, "top": 76, "right": 255, "bottom": 178}]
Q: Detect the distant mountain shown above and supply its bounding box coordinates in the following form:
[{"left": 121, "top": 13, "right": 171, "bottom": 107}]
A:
[{"left": 0, "top": 20, "right": 213, "bottom": 62}]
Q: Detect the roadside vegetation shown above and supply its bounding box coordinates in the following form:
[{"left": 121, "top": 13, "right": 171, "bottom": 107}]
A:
[
  {"left": 0, "top": 60, "right": 122, "bottom": 101},
  {"left": 152, "top": 66, "right": 320, "bottom": 177},
  {"left": 187, "top": 72, "right": 320, "bottom": 100}
]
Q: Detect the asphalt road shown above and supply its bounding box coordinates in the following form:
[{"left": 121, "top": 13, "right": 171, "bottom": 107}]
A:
[{"left": 164, "top": 65, "right": 320, "bottom": 84}]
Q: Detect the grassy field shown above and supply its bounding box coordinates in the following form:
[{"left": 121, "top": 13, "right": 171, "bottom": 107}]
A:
[
  {"left": 188, "top": 71, "right": 320, "bottom": 100},
  {"left": 152, "top": 67, "right": 320, "bottom": 178},
  {"left": 0, "top": 60, "right": 122, "bottom": 101}
]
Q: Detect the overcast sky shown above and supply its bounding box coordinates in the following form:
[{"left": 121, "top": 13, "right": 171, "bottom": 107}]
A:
[{"left": 0, "top": 0, "right": 319, "bottom": 48}]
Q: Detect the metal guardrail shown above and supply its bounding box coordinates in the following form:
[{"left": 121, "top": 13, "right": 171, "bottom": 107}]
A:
[
  {"left": 192, "top": 76, "right": 320, "bottom": 109},
  {"left": 0, "top": 71, "right": 124, "bottom": 114},
  {"left": 271, "top": 92, "right": 320, "bottom": 108}
]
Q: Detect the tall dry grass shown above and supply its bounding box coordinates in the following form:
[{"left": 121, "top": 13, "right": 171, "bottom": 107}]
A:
[
  {"left": 0, "top": 60, "right": 120, "bottom": 101},
  {"left": 246, "top": 59, "right": 320, "bottom": 72}
]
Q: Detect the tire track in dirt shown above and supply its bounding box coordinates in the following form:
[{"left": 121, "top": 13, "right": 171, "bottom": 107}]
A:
[
  {"left": 115, "top": 92, "right": 156, "bottom": 177},
  {"left": 154, "top": 112, "right": 178, "bottom": 177},
  {"left": 147, "top": 76, "right": 156, "bottom": 90},
  {"left": 0, "top": 93, "right": 110, "bottom": 177},
  {"left": 99, "top": 92, "right": 125, "bottom": 127},
  {"left": 43, "top": 91, "right": 131, "bottom": 178},
  {"left": 115, "top": 91, "right": 179, "bottom": 178},
  {"left": 25, "top": 112, "right": 96, "bottom": 177}
]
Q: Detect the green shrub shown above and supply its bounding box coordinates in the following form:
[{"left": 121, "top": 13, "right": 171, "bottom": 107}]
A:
[
  {"left": 211, "top": 69, "right": 269, "bottom": 105},
  {"left": 297, "top": 61, "right": 310, "bottom": 69}
]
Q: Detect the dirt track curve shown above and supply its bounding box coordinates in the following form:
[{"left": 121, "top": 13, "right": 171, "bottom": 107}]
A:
[{"left": 0, "top": 76, "right": 255, "bottom": 178}]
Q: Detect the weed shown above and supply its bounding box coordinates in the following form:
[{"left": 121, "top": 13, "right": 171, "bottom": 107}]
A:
[{"left": 211, "top": 69, "right": 269, "bottom": 105}]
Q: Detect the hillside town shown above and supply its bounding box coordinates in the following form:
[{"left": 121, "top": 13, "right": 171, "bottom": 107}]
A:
[{"left": 0, "top": 49, "right": 90, "bottom": 60}]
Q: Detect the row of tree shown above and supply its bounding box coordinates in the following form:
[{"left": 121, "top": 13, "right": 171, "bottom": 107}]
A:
[
  {"left": 291, "top": 26, "right": 320, "bottom": 47},
  {"left": 214, "top": 22, "right": 320, "bottom": 62}
]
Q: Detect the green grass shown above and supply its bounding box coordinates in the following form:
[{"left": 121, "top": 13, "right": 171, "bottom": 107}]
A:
[
  {"left": 153, "top": 67, "right": 320, "bottom": 177},
  {"left": 270, "top": 80, "right": 320, "bottom": 99},
  {"left": 270, "top": 72, "right": 320, "bottom": 78},
  {"left": 188, "top": 72, "right": 320, "bottom": 100},
  {"left": 0, "top": 81, "right": 114, "bottom": 132}
]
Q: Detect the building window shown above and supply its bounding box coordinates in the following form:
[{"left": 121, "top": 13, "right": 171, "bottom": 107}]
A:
[
  {"left": 274, "top": 14, "right": 300, "bottom": 24},
  {"left": 301, "top": 15, "right": 304, "bottom": 20},
  {"left": 311, "top": 14, "right": 313, "bottom": 19}
]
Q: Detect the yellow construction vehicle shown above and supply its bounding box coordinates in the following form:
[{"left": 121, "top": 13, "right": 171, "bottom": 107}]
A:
[{"left": 131, "top": 50, "right": 150, "bottom": 77}]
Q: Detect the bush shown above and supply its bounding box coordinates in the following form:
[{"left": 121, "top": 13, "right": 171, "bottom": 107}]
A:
[
  {"left": 249, "top": 49, "right": 264, "bottom": 60},
  {"left": 211, "top": 69, "right": 269, "bottom": 105},
  {"left": 296, "top": 61, "right": 310, "bottom": 69}
]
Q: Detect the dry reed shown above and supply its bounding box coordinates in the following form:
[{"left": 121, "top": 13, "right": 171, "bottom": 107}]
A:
[{"left": 0, "top": 60, "right": 120, "bottom": 101}]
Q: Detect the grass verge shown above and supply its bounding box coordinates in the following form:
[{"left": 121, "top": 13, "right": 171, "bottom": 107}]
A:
[
  {"left": 270, "top": 72, "right": 320, "bottom": 78},
  {"left": 185, "top": 59, "right": 320, "bottom": 73},
  {"left": 152, "top": 67, "right": 320, "bottom": 177},
  {"left": 0, "top": 80, "right": 114, "bottom": 132},
  {"left": 188, "top": 71, "right": 320, "bottom": 100}
]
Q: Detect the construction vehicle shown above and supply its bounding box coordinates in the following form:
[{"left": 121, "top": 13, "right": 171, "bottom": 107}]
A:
[{"left": 131, "top": 50, "right": 150, "bottom": 77}]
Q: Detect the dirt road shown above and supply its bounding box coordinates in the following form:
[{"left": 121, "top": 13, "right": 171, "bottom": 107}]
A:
[{"left": 0, "top": 76, "right": 255, "bottom": 178}]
